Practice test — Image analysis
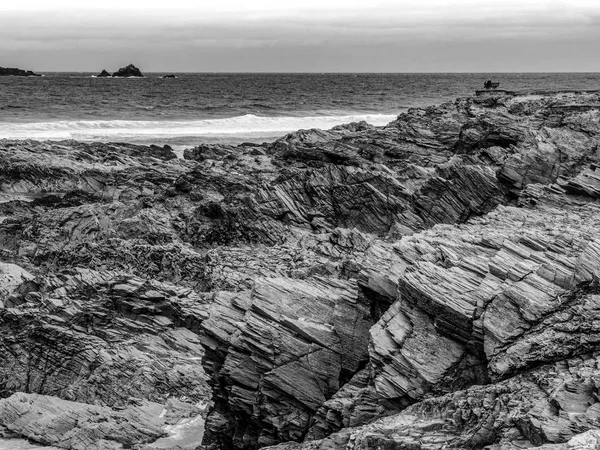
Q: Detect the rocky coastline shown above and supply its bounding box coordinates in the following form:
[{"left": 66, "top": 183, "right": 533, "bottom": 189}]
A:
[{"left": 0, "top": 90, "right": 599, "bottom": 450}]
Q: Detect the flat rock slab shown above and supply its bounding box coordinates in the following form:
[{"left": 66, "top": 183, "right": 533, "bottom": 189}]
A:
[{"left": 0, "top": 393, "right": 165, "bottom": 450}]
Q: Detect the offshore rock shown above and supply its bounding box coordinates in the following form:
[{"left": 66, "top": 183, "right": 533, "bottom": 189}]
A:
[
  {"left": 0, "top": 91, "right": 599, "bottom": 450},
  {"left": 112, "top": 64, "right": 144, "bottom": 77},
  {"left": 96, "top": 69, "right": 111, "bottom": 78},
  {"left": 0, "top": 67, "right": 41, "bottom": 76}
]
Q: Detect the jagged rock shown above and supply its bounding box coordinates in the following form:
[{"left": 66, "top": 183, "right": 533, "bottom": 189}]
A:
[
  {"left": 0, "top": 91, "right": 599, "bottom": 450},
  {"left": 261, "top": 187, "right": 600, "bottom": 446},
  {"left": 0, "top": 262, "right": 33, "bottom": 300},
  {"left": 96, "top": 69, "right": 111, "bottom": 78},
  {"left": 561, "top": 166, "right": 600, "bottom": 198},
  {"left": 266, "top": 354, "right": 600, "bottom": 450},
  {"left": 112, "top": 64, "right": 144, "bottom": 78},
  {"left": 322, "top": 184, "right": 600, "bottom": 423},
  {"left": 0, "top": 269, "right": 212, "bottom": 405}
]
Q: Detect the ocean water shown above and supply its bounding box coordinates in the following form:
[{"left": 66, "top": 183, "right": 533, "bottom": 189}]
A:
[{"left": 0, "top": 72, "right": 598, "bottom": 149}]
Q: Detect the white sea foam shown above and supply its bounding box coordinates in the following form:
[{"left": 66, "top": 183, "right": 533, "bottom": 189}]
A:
[
  {"left": 150, "top": 414, "right": 205, "bottom": 449},
  {"left": 0, "top": 113, "right": 397, "bottom": 146}
]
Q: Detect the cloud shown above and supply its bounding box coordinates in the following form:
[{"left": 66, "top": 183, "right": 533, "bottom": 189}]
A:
[{"left": 0, "top": 0, "right": 598, "bottom": 71}]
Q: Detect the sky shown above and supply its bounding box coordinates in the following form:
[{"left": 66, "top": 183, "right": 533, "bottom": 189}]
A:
[{"left": 0, "top": 0, "right": 599, "bottom": 72}]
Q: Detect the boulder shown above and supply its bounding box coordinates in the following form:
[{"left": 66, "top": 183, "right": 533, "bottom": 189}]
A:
[{"left": 267, "top": 354, "right": 600, "bottom": 450}]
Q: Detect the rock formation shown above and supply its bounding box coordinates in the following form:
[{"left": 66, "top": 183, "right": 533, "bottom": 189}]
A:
[
  {"left": 161, "top": 74, "right": 177, "bottom": 78},
  {"left": 0, "top": 67, "right": 41, "bottom": 76},
  {"left": 0, "top": 90, "right": 600, "bottom": 449},
  {"left": 112, "top": 63, "right": 144, "bottom": 77},
  {"left": 96, "top": 69, "right": 111, "bottom": 77}
]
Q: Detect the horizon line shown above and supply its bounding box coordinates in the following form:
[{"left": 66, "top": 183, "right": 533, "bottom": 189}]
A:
[{"left": 19, "top": 70, "right": 600, "bottom": 75}]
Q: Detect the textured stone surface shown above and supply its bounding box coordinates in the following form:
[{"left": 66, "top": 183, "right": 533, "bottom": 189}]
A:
[
  {"left": 267, "top": 354, "right": 600, "bottom": 450},
  {"left": 0, "top": 91, "right": 600, "bottom": 449},
  {"left": 0, "top": 392, "right": 164, "bottom": 449}
]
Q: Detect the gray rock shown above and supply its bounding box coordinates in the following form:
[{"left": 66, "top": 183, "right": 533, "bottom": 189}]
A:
[
  {"left": 1, "top": 90, "right": 600, "bottom": 450},
  {"left": 112, "top": 64, "right": 144, "bottom": 77}
]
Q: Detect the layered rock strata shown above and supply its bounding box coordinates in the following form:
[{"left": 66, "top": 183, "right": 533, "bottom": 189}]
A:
[{"left": 0, "top": 91, "right": 599, "bottom": 449}]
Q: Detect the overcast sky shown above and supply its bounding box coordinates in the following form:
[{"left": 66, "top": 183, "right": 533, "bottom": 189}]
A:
[{"left": 0, "top": 0, "right": 598, "bottom": 72}]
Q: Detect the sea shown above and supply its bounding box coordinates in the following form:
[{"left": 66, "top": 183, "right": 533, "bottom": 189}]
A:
[{"left": 0, "top": 73, "right": 598, "bottom": 153}]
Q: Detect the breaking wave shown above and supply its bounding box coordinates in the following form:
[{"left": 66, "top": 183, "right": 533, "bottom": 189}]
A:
[{"left": 0, "top": 114, "right": 397, "bottom": 144}]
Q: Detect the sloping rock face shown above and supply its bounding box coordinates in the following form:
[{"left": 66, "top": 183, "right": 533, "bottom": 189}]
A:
[
  {"left": 0, "top": 91, "right": 600, "bottom": 450},
  {"left": 97, "top": 69, "right": 111, "bottom": 77},
  {"left": 112, "top": 64, "right": 144, "bottom": 77},
  {"left": 0, "top": 392, "right": 165, "bottom": 449}
]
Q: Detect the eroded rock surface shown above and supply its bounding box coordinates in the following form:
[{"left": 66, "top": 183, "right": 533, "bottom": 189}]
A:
[
  {"left": 268, "top": 353, "right": 600, "bottom": 450},
  {"left": 1, "top": 91, "right": 600, "bottom": 449}
]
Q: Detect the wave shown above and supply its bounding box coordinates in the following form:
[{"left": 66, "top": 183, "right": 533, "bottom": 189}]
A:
[{"left": 0, "top": 113, "right": 397, "bottom": 143}]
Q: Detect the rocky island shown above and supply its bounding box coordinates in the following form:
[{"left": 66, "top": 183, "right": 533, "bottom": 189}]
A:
[
  {"left": 112, "top": 63, "right": 144, "bottom": 77},
  {"left": 0, "top": 67, "right": 41, "bottom": 76},
  {"left": 0, "top": 90, "right": 600, "bottom": 450},
  {"left": 93, "top": 64, "right": 144, "bottom": 78}
]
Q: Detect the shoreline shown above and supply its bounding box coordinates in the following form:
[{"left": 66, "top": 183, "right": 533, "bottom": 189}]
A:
[
  {"left": 1, "top": 88, "right": 598, "bottom": 150},
  {"left": 0, "top": 112, "right": 399, "bottom": 150}
]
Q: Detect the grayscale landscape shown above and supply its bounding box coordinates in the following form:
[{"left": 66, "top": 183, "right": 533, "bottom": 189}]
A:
[{"left": 0, "top": 1, "right": 599, "bottom": 449}]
